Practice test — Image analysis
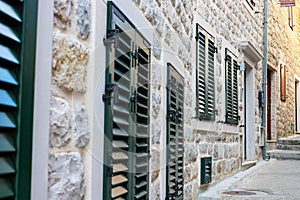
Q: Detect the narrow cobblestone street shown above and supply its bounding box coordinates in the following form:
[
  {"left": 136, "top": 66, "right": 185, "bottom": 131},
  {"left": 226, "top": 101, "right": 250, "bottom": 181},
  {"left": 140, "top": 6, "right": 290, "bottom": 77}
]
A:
[{"left": 198, "top": 159, "right": 300, "bottom": 199}]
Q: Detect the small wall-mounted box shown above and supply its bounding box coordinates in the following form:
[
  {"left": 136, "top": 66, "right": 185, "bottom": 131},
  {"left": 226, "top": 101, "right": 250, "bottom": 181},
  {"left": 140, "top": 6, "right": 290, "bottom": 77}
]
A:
[{"left": 201, "top": 157, "right": 212, "bottom": 185}]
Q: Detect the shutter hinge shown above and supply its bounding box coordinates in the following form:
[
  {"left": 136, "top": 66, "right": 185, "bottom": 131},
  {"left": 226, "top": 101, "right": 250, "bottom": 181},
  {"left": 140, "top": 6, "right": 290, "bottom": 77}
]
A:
[
  {"left": 214, "top": 46, "right": 218, "bottom": 53},
  {"left": 103, "top": 29, "right": 119, "bottom": 48},
  {"left": 165, "top": 193, "right": 175, "bottom": 200},
  {"left": 107, "top": 165, "right": 114, "bottom": 177},
  {"left": 130, "top": 90, "right": 137, "bottom": 112},
  {"left": 132, "top": 50, "right": 138, "bottom": 60},
  {"left": 102, "top": 73, "right": 119, "bottom": 105}
]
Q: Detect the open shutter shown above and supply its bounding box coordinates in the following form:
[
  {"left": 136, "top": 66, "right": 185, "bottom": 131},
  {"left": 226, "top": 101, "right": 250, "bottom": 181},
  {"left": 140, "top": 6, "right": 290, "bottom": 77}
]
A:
[
  {"left": 103, "top": 2, "right": 150, "bottom": 199},
  {"left": 166, "top": 63, "right": 184, "bottom": 200},
  {"left": 196, "top": 24, "right": 215, "bottom": 120},
  {"left": 225, "top": 49, "right": 238, "bottom": 125},
  {"left": 0, "top": 0, "right": 37, "bottom": 199}
]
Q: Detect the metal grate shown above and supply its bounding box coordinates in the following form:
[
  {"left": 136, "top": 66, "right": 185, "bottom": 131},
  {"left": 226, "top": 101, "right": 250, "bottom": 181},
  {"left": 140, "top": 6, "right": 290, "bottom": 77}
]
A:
[{"left": 201, "top": 157, "right": 212, "bottom": 185}]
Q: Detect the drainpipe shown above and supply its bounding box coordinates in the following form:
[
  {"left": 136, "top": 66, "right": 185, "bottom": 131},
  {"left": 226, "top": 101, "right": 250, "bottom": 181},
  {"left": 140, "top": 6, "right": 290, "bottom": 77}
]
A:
[{"left": 262, "top": 0, "right": 268, "bottom": 160}]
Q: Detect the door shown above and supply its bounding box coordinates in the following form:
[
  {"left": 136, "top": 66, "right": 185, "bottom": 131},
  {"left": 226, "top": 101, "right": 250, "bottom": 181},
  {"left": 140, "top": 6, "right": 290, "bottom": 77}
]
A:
[
  {"left": 0, "top": 0, "right": 37, "bottom": 199},
  {"left": 267, "top": 69, "right": 272, "bottom": 140},
  {"left": 244, "top": 64, "right": 255, "bottom": 160},
  {"left": 166, "top": 63, "right": 184, "bottom": 200},
  {"left": 103, "top": 3, "right": 151, "bottom": 200}
]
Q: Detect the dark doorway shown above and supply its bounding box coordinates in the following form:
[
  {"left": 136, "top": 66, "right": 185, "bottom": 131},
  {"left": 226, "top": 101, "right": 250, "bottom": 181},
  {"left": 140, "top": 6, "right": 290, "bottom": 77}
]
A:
[{"left": 267, "top": 69, "right": 272, "bottom": 140}]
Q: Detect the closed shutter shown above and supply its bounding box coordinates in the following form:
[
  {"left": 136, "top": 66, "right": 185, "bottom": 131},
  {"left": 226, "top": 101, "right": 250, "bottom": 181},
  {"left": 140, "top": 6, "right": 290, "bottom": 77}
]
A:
[
  {"left": 207, "top": 39, "right": 215, "bottom": 117},
  {"left": 225, "top": 49, "right": 239, "bottom": 124},
  {"left": 103, "top": 2, "right": 150, "bottom": 199},
  {"left": 166, "top": 63, "right": 184, "bottom": 200},
  {"left": 133, "top": 34, "right": 150, "bottom": 199},
  {"left": 280, "top": 64, "right": 286, "bottom": 101},
  {"left": 196, "top": 24, "right": 215, "bottom": 120},
  {"left": 0, "top": 0, "right": 37, "bottom": 199}
]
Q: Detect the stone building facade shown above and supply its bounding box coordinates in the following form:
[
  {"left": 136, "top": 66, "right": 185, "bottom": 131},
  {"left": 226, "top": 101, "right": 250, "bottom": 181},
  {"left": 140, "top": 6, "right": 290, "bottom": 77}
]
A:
[
  {"left": 46, "top": 0, "right": 266, "bottom": 199},
  {"left": 0, "top": 0, "right": 270, "bottom": 200},
  {"left": 267, "top": 0, "right": 300, "bottom": 148}
]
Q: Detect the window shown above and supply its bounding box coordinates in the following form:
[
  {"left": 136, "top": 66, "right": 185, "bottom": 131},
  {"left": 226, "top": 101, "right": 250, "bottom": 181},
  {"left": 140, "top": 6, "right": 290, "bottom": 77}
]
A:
[
  {"left": 166, "top": 63, "right": 184, "bottom": 199},
  {"left": 103, "top": 2, "right": 151, "bottom": 199},
  {"left": 225, "top": 49, "right": 239, "bottom": 125},
  {"left": 196, "top": 24, "right": 216, "bottom": 120},
  {"left": 280, "top": 64, "right": 287, "bottom": 101}
]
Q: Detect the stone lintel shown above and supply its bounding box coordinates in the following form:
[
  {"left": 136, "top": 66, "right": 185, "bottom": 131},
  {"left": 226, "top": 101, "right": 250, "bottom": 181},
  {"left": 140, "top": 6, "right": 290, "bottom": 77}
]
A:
[{"left": 240, "top": 40, "right": 262, "bottom": 63}]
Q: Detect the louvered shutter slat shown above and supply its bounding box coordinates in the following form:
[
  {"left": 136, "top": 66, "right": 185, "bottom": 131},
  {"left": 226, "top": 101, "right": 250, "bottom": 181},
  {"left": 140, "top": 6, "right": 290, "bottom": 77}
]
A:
[
  {"left": 0, "top": 179, "right": 14, "bottom": 199},
  {"left": 0, "top": 67, "right": 18, "bottom": 85},
  {"left": 112, "top": 175, "right": 128, "bottom": 186},
  {"left": 0, "top": 112, "right": 16, "bottom": 128},
  {"left": 0, "top": 134, "right": 15, "bottom": 152},
  {"left": 0, "top": 158, "right": 15, "bottom": 175},
  {"left": 0, "top": 89, "right": 17, "bottom": 107},
  {"left": 112, "top": 186, "right": 128, "bottom": 199},
  {"left": 0, "top": 44, "right": 19, "bottom": 64},
  {"left": 0, "top": 23, "right": 20, "bottom": 43}
]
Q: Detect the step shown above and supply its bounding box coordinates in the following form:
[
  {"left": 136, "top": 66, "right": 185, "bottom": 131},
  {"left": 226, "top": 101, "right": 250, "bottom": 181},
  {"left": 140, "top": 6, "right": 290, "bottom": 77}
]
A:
[
  {"left": 277, "top": 135, "right": 300, "bottom": 145},
  {"left": 276, "top": 144, "right": 300, "bottom": 151},
  {"left": 267, "top": 149, "right": 300, "bottom": 160}
]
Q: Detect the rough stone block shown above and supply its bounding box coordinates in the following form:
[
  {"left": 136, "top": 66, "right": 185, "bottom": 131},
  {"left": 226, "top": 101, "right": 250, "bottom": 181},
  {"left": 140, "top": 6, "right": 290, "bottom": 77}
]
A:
[
  {"left": 184, "top": 184, "right": 192, "bottom": 199},
  {"left": 52, "top": 34, "right": 89, "bottom": 93},
  {"left": 152, "top": 91, "right": 162, "bottom": 118},
  {"left": 49, "top": 96, "right": 71, "bottom": 147},
  {"left": 185, "top": 144, "right": 197, "bottom": 163},
  {"left": 54, "top": 0, "right": 73, "bottom": 30},
  {"left": 74, "top": 105, "right": 90, "bottom": 148},
  {"left": 151, "top": 180, "right": 160, "bottom": 200},
  {"left": 75, "top": 0, "right": 91, "bottom": 40},
  {"left": 152, "top": 34, "right": 162, "bottom": 59},
  {"left": 48, "top": 152, "right": 85, "bottom": 200}
]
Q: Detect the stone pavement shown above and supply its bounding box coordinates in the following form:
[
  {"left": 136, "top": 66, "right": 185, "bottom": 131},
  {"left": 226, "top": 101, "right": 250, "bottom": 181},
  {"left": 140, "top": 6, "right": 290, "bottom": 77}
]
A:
[{"left": 198, "top": 159, "right": 300, "bottom": 199}]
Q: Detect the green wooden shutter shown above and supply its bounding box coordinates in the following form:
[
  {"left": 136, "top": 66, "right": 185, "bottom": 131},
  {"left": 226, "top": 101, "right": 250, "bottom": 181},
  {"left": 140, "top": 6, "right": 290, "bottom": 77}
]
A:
[
  {"left": 196, "top": 24, "right": 215, "bottom": 120},
  {"left": 133, "top": 33, "right": 150, "bottom": 200},
  {"left": 225, "top": 49, "right": 238, "bottom": 125},
  {"left": 196, "top": 31, "right": 206, "bottom": 117},
  {"left": 103, "top": 2, "right": 150, "bottom": 199},
  {"left": 207, "top": 39, "right": 215, "bottom": 117},
  {"left": 166, "top": 63, "right": 184, "bottom": 200},
  {"left": 0, "top": 0, "right": 37, "bottom": 199}
]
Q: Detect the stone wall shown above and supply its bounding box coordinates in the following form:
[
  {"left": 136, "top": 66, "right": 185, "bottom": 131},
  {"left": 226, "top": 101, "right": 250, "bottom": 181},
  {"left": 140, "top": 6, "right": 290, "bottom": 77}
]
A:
[
  {"left": 192, "top": 0, "right": 264, "bottom": 188},
  {"left": 48, "top": 0, "right": 267, "bottom": 199},
  {"left": 268, "top": 0, "right": 300, "bottom": 139},
  {"left": 49, "top": 0, "right": 91, "bottom": 199}
]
